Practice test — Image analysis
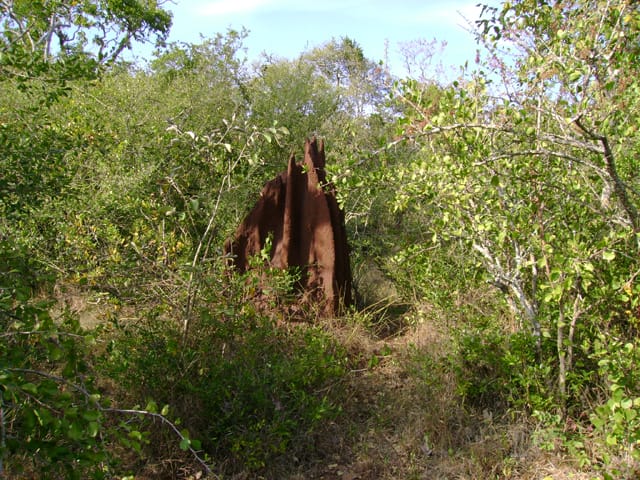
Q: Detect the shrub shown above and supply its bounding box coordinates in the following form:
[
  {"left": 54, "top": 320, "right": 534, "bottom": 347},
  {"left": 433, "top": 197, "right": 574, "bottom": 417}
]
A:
[
  {"left": 589, "top": 334, "right": 640, "bottom": 476},
  {"left": 0, "top": 242, "right": 109, "bottom": 478},
  {"left": 101, "top": 271, "right": 347, "bottom": 474},
  {"left": 454, "top": 325, "right": 557, "bottom": 416}
]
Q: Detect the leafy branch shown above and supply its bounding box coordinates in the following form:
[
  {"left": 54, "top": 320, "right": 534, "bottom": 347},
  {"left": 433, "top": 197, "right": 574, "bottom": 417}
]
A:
[
  {"left": 3, "top": 367, "right": 214, "bottom": 477},
  {"left": 571, "top": 114, "right": 640, "bottom": 235}
]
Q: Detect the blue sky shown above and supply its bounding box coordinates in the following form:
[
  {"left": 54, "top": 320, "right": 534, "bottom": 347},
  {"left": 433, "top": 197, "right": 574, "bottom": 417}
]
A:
[{"left": 145, "top": 0, "right": 500, "bottom": 77}]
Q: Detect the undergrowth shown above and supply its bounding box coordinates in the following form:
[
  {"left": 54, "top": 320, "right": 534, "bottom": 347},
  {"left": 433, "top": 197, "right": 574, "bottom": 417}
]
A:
[{"left": 97, "top": 276, "right": 348, "bottom": 477}]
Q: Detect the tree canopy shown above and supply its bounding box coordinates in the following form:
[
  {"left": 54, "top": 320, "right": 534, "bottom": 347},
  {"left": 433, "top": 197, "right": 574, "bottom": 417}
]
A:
[{"left": 0, "top": 0, "right": 172, "bottom": 93}]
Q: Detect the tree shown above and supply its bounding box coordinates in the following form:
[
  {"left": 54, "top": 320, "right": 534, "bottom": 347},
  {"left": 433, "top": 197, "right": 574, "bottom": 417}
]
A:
[
  {"left": 0, "top": 0, "right": 172, "bottom": 91},
  {"left": 303, "top": 36, "right": 390, "bottom": 118},
  {"left": 247, "top": 56, "right": 339, "bottom": 153},
  {"left": 391, "top": 0, "right": 640, "bottom": 429},
  {"left": 0, "top": 4, "right": 185, "bottom": 475}
]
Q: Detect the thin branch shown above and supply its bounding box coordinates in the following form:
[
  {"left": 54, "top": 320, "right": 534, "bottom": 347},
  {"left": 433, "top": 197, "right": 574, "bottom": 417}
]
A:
[
  {"left": 411, "top": 122, "right": 508, "bottom": 140},
  {"left": 0, "top": 331, "right": 84, "bottom": 339},
  {"left": 104, "top": 408, "right": 214, "bottom": 476},
  {"left": 572, "top": 115, "right": 640, "bottom": 233},
  {"left": 478, "top": 149, "right": 607, "bottom": 175},
  {"left": 6, "top": 368, "right": 214, "bottom": 476},
  {"left": 43, "top": 11, "right": 56, "bottom": 61},
  {"left": 107, "top": 30, "right": 132, "bottom": 64},
  {"left": 539, "top": 132, "right": 605, "bottom": 155},
  {"left": 1, "top": 1, "right": 36, "bottom": 52},
  {"left": 472, "top": 240, "right": 540, "bottom": 335}
]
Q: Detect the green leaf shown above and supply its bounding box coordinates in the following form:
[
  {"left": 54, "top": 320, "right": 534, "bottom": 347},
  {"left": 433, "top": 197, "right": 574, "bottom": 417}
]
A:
[
  {"left": 68, "top": 422, "right": 84, "bottom": 440},
  {"left": 179, "top": 438, "right": 191, "bottom": 450},
  {"left": 590, "top": 414, "right": 605, "bottom": 428},
  {"left": 568, "top": 70, "right": 582, "bottom": 83},
  {"left": 602, "top": 250, "right": 616, "bottom": 261},
  {"left": 48, "top": 345, "right": 63, "bottom": 361},
  {"left": 88, "top": 421, "right": 99, "bottom": 437},
  {"left": 82, "top": 410, "right": 101, "bottom": 421},
  {"left": 21, "top": 382, "right": 38, "bottom": 394},
  {"left": 145, "top": 400, "right": 158, "bottom": 413}
]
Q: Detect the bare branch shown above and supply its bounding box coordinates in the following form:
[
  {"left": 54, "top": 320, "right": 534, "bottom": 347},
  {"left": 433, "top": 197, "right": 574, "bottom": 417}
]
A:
[
  {"left": 1, "top": 0, "right": 36, "bottom": 52},
  {"left": 539, "top": 131, "right": 605, "bottom": 155},
  {"left": 7, "top": 368, "right": 214, "bottom": 476}
]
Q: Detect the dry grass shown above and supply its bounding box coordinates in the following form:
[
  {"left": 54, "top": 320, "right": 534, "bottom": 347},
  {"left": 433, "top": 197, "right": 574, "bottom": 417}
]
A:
[
  {"left": 269, "top": 310, "right": 606, "bottom": 480},
  {"left": 47, "top": 284, "right": 612, "bottom": 480},
  {"left": 49, "top": 282, "right": 121, "bottom": 328}
]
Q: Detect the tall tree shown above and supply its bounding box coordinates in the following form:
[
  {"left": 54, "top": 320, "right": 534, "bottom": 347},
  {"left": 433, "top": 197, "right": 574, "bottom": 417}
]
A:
[
  {"left": 0, "top": 0, "right": 172, "bottom": 89},
  {"left": 303, "top": 36, "right": 390, "bottom": 117},
  {"left": 247, "top": 55, "right": 338, "bottom": 155}
]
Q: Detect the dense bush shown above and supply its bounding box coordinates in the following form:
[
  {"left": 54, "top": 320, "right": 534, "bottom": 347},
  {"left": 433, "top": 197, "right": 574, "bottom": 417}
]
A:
[
  {"left": 100, "top": 268, "right": 347, "bottom": 474},
  {"left": 0, "top": 242, "right": 112, "bottom": 478}
]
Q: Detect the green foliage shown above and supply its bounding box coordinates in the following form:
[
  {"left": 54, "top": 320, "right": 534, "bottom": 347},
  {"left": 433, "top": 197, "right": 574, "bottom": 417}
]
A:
[
  {"left": 0, "top": 0, "right": 171, "bottom": 95},
  {"left": 0, "top": 241, "right": 106, "bottom": 477},
  {"left": 589, "top": 335, "right": 640, "bottom": 468},
  {"left": 101, "top": 269, "right": 346, "bottom": 473},
  {"left": 1, "top": 29, "right": 290, "bottom": 302},
  {"left": 247, "top": 56, "right": 339, "bottom": 155},
  {"left": 0, "top": 240, "right": 207, "bottom": 478},
  {"left": 302, "top": 36, "right": 390, "bottom": 118},
  {"left": 1, "top": 27, "right": 313, "bottom": 477},
  {"left": 391, "top": 0, "right": 640, "bottom": 426},
  {"left": 5, "top": 0, "right": 640, "bottom": 475},
  {"left": 454, "top": 325, "right": 557, "bottom": 415},
  {"left": 376, "top": 2, "right": 640, "bottom": 474},
  {"left": 389, "top": 241, "right": 482, "bottom": 311},
  {"left": 454, "top": 327, "right": 512, "bottom": 411}
]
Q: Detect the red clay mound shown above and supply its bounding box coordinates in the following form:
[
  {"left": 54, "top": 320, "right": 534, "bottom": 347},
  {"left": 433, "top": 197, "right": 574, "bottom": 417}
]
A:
[{"left": 224, "top": 137, "right": 352, "bottom": 317}]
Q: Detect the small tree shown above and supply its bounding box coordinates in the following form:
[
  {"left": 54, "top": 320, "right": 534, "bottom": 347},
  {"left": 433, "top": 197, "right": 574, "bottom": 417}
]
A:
[{"left": 391, "top": 0, "right": 640, "bottom": 422}]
